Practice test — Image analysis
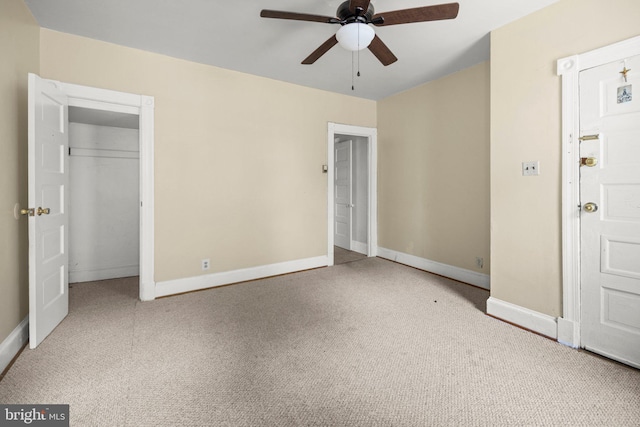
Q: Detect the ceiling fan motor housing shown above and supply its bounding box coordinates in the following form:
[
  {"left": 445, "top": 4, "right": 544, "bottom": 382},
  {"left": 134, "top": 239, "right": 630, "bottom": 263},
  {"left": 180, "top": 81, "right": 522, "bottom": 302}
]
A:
[{"left": 337, "top": 1, "right": 375, "bottom": 23}]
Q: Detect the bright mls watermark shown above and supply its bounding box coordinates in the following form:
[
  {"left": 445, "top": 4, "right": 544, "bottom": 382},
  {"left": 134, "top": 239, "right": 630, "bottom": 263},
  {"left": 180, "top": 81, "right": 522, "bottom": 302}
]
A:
[{"left": 0, "top": 405, "right": 68, "bottom": 426}]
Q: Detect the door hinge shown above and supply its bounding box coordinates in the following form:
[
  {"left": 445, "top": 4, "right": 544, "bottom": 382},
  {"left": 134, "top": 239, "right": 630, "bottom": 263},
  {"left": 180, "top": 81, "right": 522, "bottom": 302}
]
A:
[{"left": 579, "top": 134, "right": 599, "bottom": 141}]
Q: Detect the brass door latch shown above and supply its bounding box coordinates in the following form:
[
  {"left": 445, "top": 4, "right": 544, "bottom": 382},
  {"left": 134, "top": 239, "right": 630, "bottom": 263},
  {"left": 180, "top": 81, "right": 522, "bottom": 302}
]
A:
[{"left": 20, "top": 207, "right": 50, "bottom": 216}]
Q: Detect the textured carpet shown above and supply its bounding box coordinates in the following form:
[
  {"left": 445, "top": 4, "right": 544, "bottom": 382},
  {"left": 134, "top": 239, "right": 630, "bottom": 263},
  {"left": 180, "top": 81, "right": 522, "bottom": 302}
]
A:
[{"left": 1, "top": 258, "right": 639, "bottom": 426}]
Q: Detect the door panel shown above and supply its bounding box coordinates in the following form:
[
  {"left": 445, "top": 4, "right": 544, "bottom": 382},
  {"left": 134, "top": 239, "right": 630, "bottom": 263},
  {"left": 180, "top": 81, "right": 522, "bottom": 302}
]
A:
[
  {"left": 42, "top": 227, "right": 64, "bottom": 263},
  {"left": 604, "top": 130, "right": 640, "bottom": 165},
  {"left": 601, "top": 236, "right": 640, "bottom": 279},
  {"left": 603, "top": 184, "right": 640, "bottom": 220},
  {"left": 334, "top": 140, "right": 352, "bottom": 250},
  {"left": 579, "top": 56, "right": 640, "bottom": 368},
  {"left": 42, "top": 267, "right": 64, "bottom": 307},
  {"left": 28, "top": 73, "right": 69, "bottom": 349},
  {"left": 602, "top": 288, "right": 640, "bottom": 333}
]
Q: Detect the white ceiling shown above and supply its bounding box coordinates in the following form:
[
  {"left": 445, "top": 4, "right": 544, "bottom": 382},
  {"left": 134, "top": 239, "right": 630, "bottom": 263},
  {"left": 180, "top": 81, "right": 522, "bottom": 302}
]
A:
[{"left": 24, "top": 0, "right": 558, "bottom": 100}]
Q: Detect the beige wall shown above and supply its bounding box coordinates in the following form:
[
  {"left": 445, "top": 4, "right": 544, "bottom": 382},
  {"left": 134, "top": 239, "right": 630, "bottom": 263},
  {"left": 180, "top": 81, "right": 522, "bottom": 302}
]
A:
[
  {"left": 491, "top": 0, "right": 640, "bottom": 317},
  {"left": 377, "top": 62, "right": 490, "bottom": 274},
  {"left": 40, "top": 29, "right": 376, "bottom": 283},
  {"left": 0, "top": 0, "right": 39, "bottom": 344}
]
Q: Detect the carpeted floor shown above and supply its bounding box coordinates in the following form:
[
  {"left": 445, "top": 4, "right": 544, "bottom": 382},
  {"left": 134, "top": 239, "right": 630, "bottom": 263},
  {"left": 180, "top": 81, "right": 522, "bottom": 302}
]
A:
[{"left": 1, "top": 258, "right": 639, "bottom": 426}]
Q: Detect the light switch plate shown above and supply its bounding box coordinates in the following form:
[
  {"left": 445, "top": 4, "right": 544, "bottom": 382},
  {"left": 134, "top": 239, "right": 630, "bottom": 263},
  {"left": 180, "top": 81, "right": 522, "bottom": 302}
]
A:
[{"left": 522, "top": 161, "right": 539, "bottom": 176}]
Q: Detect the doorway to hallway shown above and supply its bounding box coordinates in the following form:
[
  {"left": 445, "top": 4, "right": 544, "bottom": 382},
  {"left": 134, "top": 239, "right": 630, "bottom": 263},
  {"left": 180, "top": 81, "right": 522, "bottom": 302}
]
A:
[{"left": 327, "top": 123, "right": 377, "bottom": 266}]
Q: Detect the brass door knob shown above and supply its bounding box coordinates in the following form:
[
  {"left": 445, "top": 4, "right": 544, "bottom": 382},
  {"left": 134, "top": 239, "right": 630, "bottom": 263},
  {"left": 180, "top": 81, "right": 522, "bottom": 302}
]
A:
[
  {"left": 583, "top": 202, "right": 598, "bottom": 213},
  {"left": 37, "top": 207, "right": 50, "bottom": 216},
  {"left": 580, "top": 157, "right": 598, "bottom": 167}
]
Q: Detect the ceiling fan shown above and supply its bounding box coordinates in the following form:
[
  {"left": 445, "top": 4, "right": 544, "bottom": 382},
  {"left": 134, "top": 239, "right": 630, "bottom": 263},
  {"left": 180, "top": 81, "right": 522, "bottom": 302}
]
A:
[{"left": 260, "top": 1, "right": 460, "bottom": 66}]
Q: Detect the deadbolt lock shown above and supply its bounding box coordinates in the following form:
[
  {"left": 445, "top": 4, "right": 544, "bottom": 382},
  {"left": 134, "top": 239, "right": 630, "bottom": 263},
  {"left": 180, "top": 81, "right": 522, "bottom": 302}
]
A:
[
  {"left": 580, "top": 157, "right": 598, "bottom": 167},
  {"left": 583, "top": 202, "right": 598, "bottom": 213}
]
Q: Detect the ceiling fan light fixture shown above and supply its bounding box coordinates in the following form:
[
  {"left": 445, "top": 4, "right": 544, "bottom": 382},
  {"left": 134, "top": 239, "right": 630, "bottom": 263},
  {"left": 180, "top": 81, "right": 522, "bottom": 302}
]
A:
[{"left": 336, "top": 23, "right": 374, "bottom": 51}]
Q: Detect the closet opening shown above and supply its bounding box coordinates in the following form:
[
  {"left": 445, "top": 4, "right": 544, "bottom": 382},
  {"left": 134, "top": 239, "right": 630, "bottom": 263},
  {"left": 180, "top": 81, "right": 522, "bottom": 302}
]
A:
[{"left": 68, "top": 107, "right": 140, "bottom": 291}]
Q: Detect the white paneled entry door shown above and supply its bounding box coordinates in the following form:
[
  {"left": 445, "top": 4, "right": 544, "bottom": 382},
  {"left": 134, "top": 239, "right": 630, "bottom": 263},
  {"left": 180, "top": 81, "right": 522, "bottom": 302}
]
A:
[
  {"left": 27, "top": 74, "right": 70, "bottom": 349},
  {"left": 334, "top": 140, "right": 352, "bottom": 250},
  {"left": 579, "top": 56, "right": 640, "bottom": 368}
]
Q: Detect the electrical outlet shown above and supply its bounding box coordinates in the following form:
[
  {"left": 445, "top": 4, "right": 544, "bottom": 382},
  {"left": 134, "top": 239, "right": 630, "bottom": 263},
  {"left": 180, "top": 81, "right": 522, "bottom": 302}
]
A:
[
  {"left": 522, "top": 161, "right": 540, "bottom": 176},
  {"left": 475, "top": 257, "right": 484, "bottom": 269},
  {"left": 202, "top": 259, "right": 210, "bottom": 271}
]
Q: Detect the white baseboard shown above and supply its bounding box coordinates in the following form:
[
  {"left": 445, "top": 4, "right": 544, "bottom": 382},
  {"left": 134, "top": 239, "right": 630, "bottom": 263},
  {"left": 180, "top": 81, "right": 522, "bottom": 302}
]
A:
[
  {"left": 70, "top": 265, "right": 139, "bottom": 283},
  {"left": 0, "top": 316, "right": 28, "bottom": 374},
  {"left": 557, "top": 317, "right": 579, "bottom": 348},
  {"left": 351, "top": 240, "right": 368, "bottom": 255},
  {"left": 487, "top": 297, "right": 558, "bottom": 339},
  {"left": 376, "top": 247, "right": 490, "bottom": 290},
  {"left": 155, "top": 256, "right": 329, "bottom": 298}
]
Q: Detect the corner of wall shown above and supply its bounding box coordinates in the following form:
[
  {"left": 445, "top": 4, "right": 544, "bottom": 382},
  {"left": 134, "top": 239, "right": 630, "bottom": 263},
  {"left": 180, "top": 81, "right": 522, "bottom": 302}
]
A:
[{"left": 486, "top": 297, "right": 558, "bottom": 340}]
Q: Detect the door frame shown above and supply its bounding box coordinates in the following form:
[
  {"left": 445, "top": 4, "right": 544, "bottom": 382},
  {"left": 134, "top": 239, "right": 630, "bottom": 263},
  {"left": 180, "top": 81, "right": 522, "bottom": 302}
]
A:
[
  {"left": 557, "top": 35, "right": 640, "bottom": 348},
  {"left": 59, "top": 81, "right": 155, "bottom": 301},
  {"left": 327, "top": 123, "right": 377, "bottom": 265}
]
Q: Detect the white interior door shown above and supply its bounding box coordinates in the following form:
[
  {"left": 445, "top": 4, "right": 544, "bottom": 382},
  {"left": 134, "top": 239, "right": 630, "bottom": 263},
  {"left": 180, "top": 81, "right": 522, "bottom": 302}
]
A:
[
  {"left": 28, "top": 73, "right": 69, "bottom": 349},
  {"left": 334, "top": 140, "right": 352, "bottom": 250},
  {"left": 579, "top": 56, "right": 640, "bottom": 368}
]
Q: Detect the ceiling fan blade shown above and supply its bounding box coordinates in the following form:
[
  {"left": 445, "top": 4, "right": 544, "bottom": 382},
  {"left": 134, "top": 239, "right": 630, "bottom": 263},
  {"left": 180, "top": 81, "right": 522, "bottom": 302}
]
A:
[
  {"left": 349, "top": 0, "right": 371, "bottom": 15},
  {"left": 368, "top": 35, "right": 398, "bottom": 66},
  {"left": 372, "top": 2, "right": 459, "bottom": 26},
  {"left": 302, "top": 35, "right": 339, "bottom": 64},
  {"left": 260, "top": 10, "right": 339, "bottom": 24}
]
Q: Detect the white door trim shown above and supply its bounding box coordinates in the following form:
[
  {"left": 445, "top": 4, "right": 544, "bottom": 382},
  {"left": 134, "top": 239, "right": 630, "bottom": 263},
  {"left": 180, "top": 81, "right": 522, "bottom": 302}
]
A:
[
  {"left": 60, "top": 82, "right": 156, "bottom": 301},
  {"left": 557, "top": 35, "right": 640, "bottom": 348},
  {"left": 327, "top": 123, "right": 377, "bottom": 266}
]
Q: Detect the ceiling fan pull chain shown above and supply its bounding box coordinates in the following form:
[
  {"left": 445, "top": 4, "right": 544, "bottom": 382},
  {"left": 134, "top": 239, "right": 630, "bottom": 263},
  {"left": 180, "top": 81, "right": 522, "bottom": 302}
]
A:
[
  {"left": 357, "top": 23, "right": 361, "bottom": 77},
  {"left": 352, "top": 51, "right": 355, "bottom": 90}
]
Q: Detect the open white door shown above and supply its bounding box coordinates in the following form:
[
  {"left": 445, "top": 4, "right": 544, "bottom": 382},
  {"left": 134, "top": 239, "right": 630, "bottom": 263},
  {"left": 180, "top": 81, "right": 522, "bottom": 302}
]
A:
[
  {"left": 334, "top": 140, "right": 352, "bottom": 250},
  {"left": 579, "top": 56, "right": 640, "bottom": 368},
  {"left": 28, "top": 73, "right": 69, "bottom": 349}
]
